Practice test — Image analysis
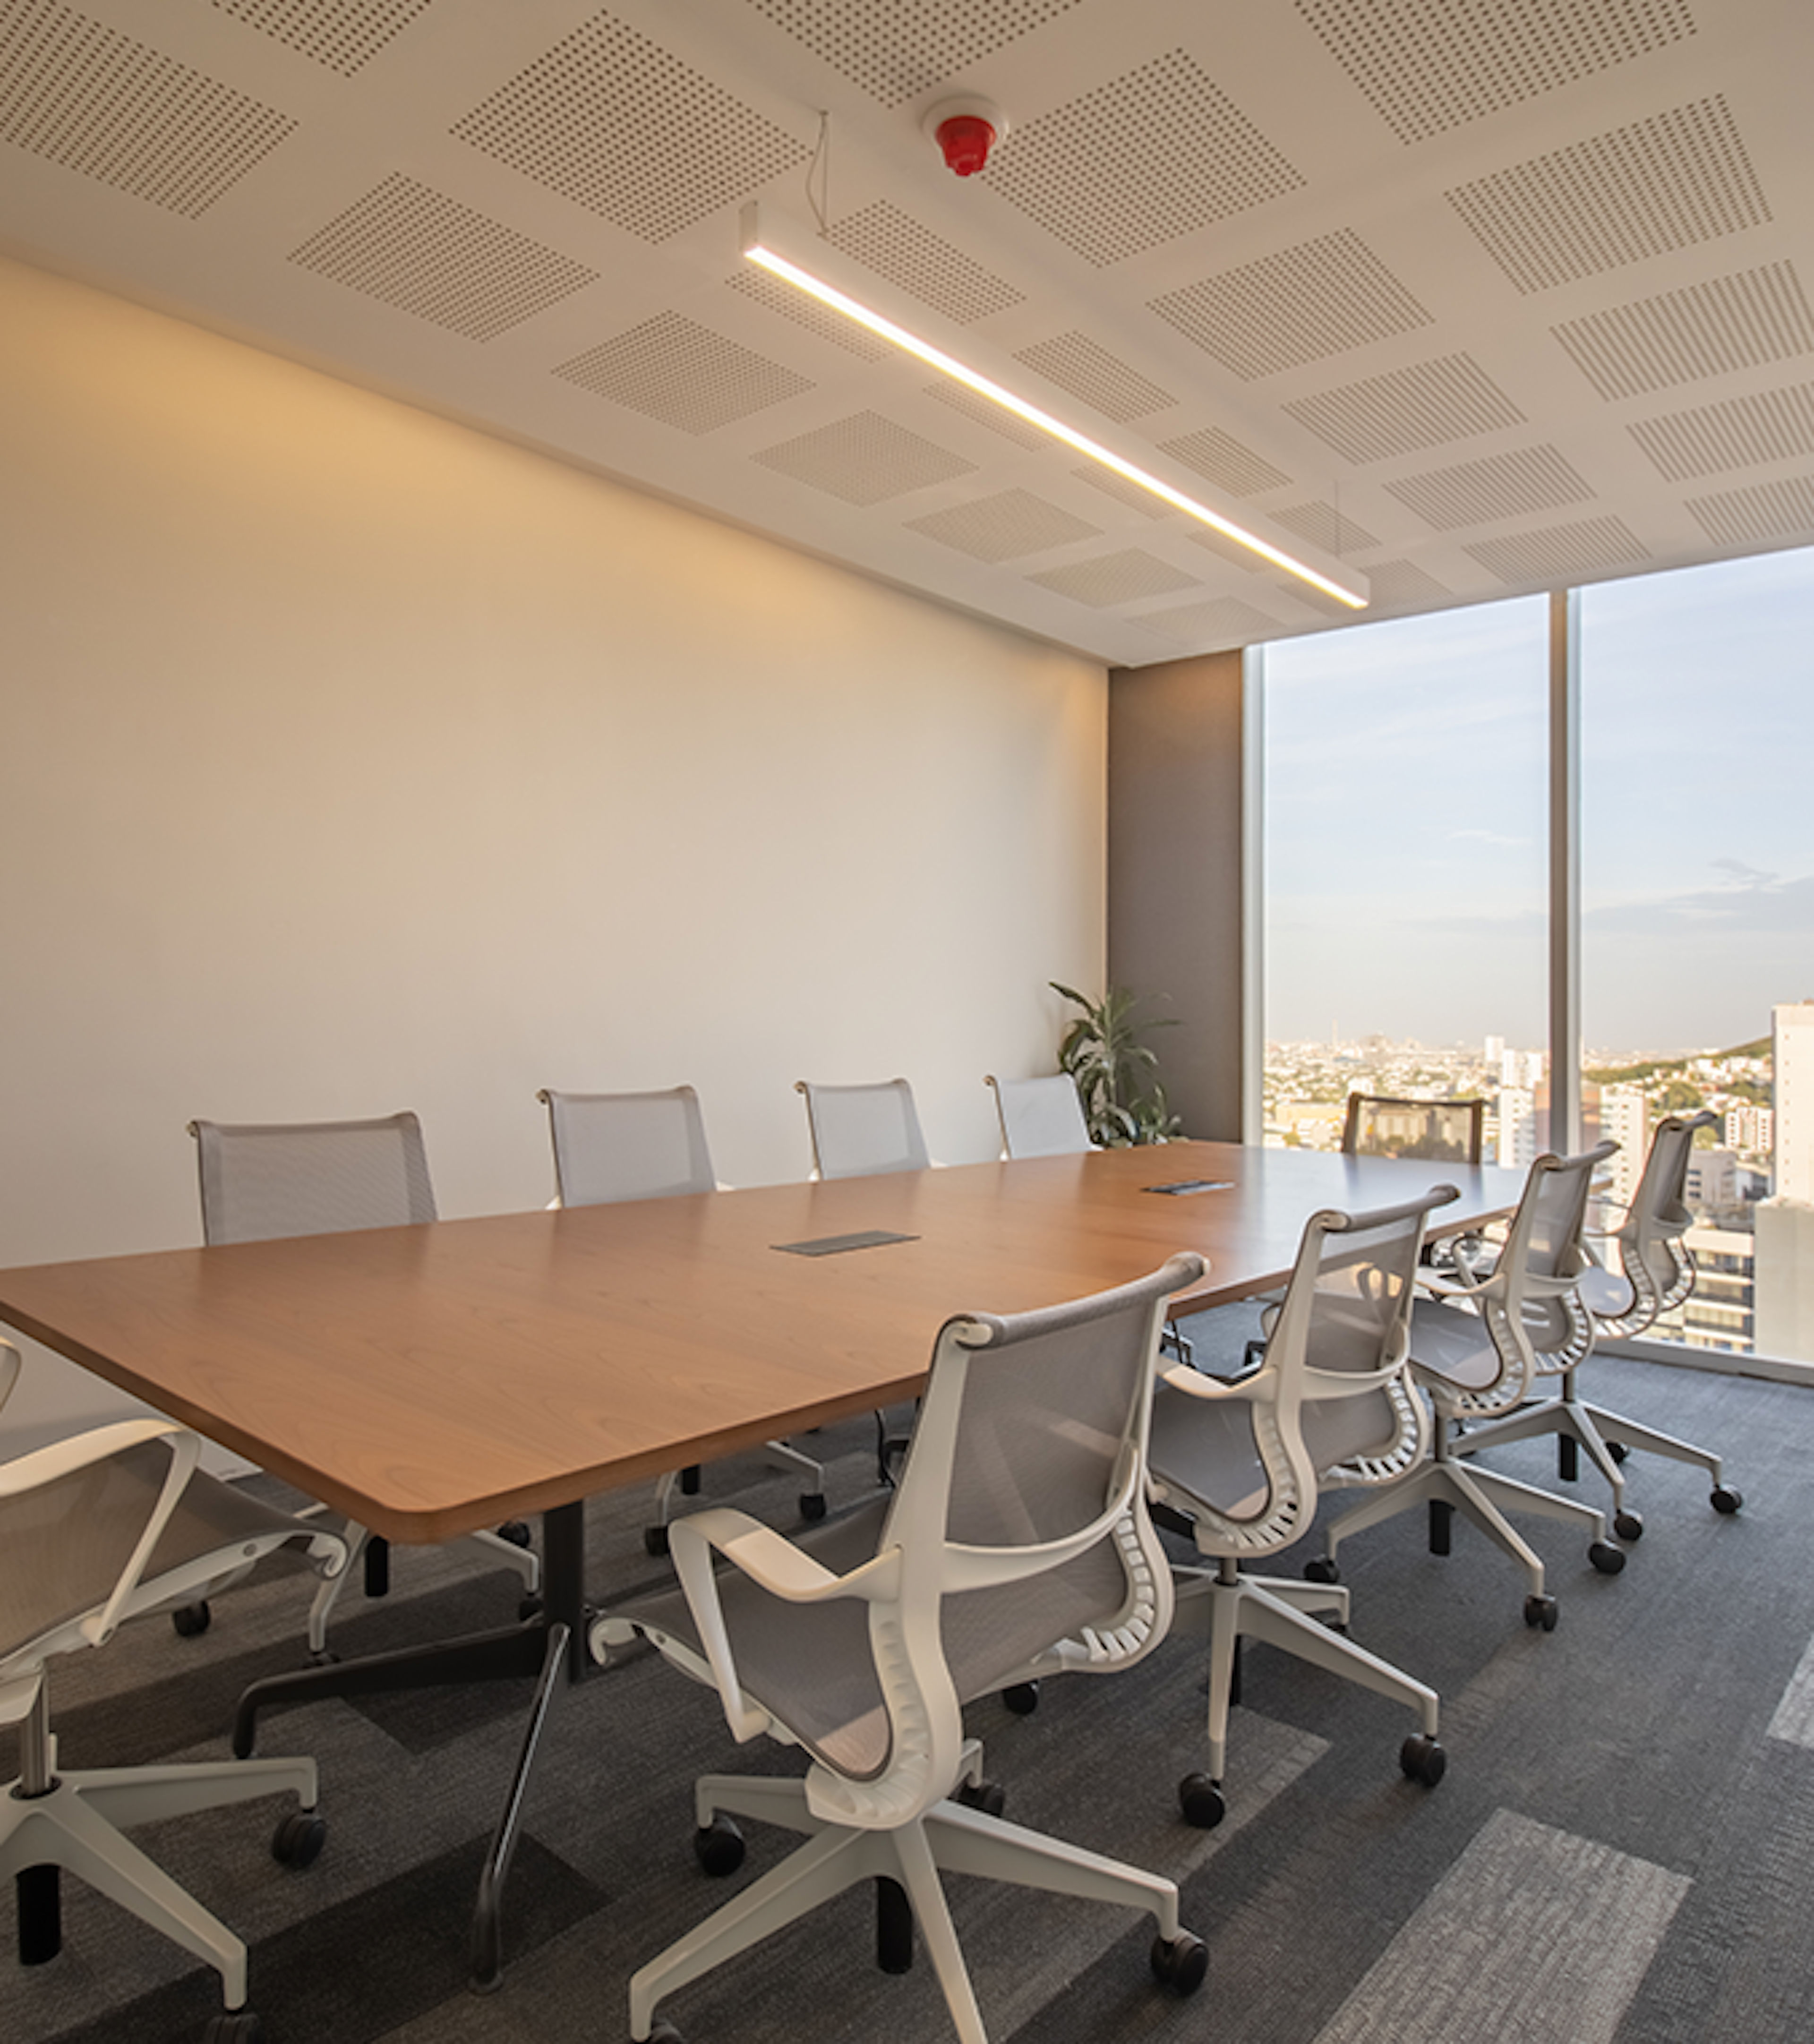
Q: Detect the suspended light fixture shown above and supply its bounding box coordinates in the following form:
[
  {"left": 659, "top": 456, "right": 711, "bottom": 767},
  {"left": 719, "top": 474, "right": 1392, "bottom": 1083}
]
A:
[{"left": 741, "top": 204, "right": 1368, "bottom": 611}]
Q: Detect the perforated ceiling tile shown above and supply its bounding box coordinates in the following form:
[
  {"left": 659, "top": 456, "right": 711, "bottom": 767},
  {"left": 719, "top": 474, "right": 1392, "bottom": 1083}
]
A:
[
  {"left": 1385, "top": 445, "right": 1595, "bottom": 529},
  {"left": 451, "top": 11, "right": 806, "bottom": 243},
  {"left": 1363, "top": 557, "right": 1454, "bottom": 607},
  {"left": 727, "top": 267, "right": 891, "bottom": 359},
  {"left": 905, "top": 489, "right": 1100, "bottom": 563},
  {"left": 1684, "top": 473, "right": 1814, "bottom": 547},
  {"left": 1183, "top": 524, "right": 1270, "bottom": 572},
  {"left": 922, "top": 382, "right": 1052, "bottom": 450},
  {"left": 987, "top": 51, "right": 1304, "bottom": 267},
  {"left": 1464, "top": 515, "right": 1649, "bottom": 583},
  {"left": 555, "top": 312, "right": 812, "bottom": 433},
  {"left": 825, "top": 202, "right": 1022, "bottom": 324},
  {"left": 1286, "top": 354, "right": 1526, "bottom": 463},
  {"left": 1026, "top": 549, "right": 1201, "bottom": 607},
  {"left": 1156, "top": 427, "right": 1291, "bottom": 498},
  {"left": 1071, "top": 465, "right": 1170, "bottom": 518},
  {"left": 209, "top": 0, "right": 433, "bottom": 75},
  {"left": 1629, "top": 384, "right": 1814, "bottom": 481},
  {"left": 1012, "top": 333, "right": 1175, "bottom": 421},
  {"left": 744, "top": 0, "right": 1086, "bottom": 106},
  {"left": 1149, "top": 231, "right": 1433, "bottom": 381},
  {"left": 1295, "top": 0, "right": 1698, "bottom": 146},
  {"left": 1268, "top": 500, "right": 1380, "bottom": 553},
  {"left": 1551, "top": 263, "right": 1814, "bottom": 400},
  {"left": 0, "top": 0, "right": 295, "bottom": 215},
  {"left": 1136, "top": 597, "right": 1284, "bottom": 643},
  {"left": 291, "top": 175, "right": 598, "bottom": 340},
  {"left": 1446, "top": 96, "right": 1771, "bottom": 294},
  {"left": 751, "top": 411, "right": 976, "bottom": 504}
]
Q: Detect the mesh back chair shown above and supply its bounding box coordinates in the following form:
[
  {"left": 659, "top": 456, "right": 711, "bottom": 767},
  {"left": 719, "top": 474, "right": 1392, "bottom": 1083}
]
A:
[
  {"left": 1309, "top": 1145, "right": 1628, "bottom": 1629},
  {"left": 537, "top": 1088, "right": 825, "bottom": 1552},
  {"left": 1147, "top": 1191, "right": 1455, "bottom": 1830},
  {"left": 795, "top": 1077, "right": 931, "bottom": 1179},
  {"left": 0, "top": 1353, "right": 345, "bottom": 2038},
  {"left": 596, "top": 1255, "right": 1210, "bottom": 2044},
  {"left": 1342, "top": 1094, "right": 1486, "bottom": 1164},
  {"left": 1462, "top": 1112, "right": 1741, "bottom": 1532},
  {"left": 188, "top": 1114, "right": 539, "bottom": 1654},
  {"left": 984, "top": 1073, "right": 1094, "bottom": 1160}
]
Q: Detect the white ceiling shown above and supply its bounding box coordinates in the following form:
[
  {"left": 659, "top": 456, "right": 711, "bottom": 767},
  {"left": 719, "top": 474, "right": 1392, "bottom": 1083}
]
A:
[{"left": 3, "top": 0, "right": 1811, "bottom": 666}]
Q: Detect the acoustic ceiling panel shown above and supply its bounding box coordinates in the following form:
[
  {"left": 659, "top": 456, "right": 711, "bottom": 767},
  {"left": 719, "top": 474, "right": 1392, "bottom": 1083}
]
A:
[
  {"left": 825, "top": 201, "right": 1023, "bottom": 323},
  {"left": 744, "top": 0, "right": 1085, "bottom": 107},
  {"left": 1684, "top": 473, "right": 1814, "bottom": 547},
  {"left": 1026, "top": 549, "right": 1201, "bottom": 607},
  {"left": 1184, "top": 525, "right": 1271, "bottom": 572},
  {"left": 291, "top": 175, "right": 599, "bottom": 340},
  {"left": 208, "top": 0, "right": 434, "bottom": 76},
  {"left": 1155, "top": 427, "right": 1292, "bottom": 498},
  {"left": 1012, "top": 332, "right": 1176, "bottom": 421},
  {"left": 1286, "top": 353, "right": 1526, "bottom": 462},
  {"left": 1071, "top": 465, "right": 1170, "bottom": 518},
  {"left": 451, "top": 10, "right": 806, "bottom": 243},
  {"left": 1295, "top": 0, "right": 1699, "bottom": 146},
  {"left": 904, "top": 488, "right": 1100, "bottom": 562},
  {"left": 1551, "top": 263, "right": 1814, "bottom": 400},
  {"left": 1268, "top": 499, "right": 1380, "bottom": 553},
  {"left": 727, "top": 266, "right": 892, "bottom": 359},
  {"left": 750, "top": 411, "right": 976, "bottom": 504},
  {"left": 1447, "top": 96, "right": 1771, "bottom": 293},
  {"left": 1136, "top": 596, "right": 1285, "bottom": 644},
  {"left": 1628, "top": 383, "right": 1814, "bottom": 481},
  {"left": 922, "top": 381, "right": 1052, "bottom": 450},
  {"left": 554, "top": 312, "right": 813, "bottom": 432},
  {"left": 1464, "top": 514, "right": 1649, "bottom": 583},
  {"left": 1362, "top": 557, "right": 1454, "bottom": 607},
  {"left": 0, "top": 0, "right": 294, "bottom": 215},
  {"left": 1384, "top": 445, "right": 1596, "bottom": 529},
  {"left": 986, "top": 50, "right": 1304, "bottom": 266},
  {"left": 1148, "top": 230, "right": 1434, "bottom": 381}
]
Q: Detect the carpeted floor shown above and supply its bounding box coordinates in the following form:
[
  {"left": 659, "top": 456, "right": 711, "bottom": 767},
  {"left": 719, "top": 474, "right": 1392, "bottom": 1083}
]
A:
[{"left": 3, "top": 1345, "right": 1809, "bottom": 2044}]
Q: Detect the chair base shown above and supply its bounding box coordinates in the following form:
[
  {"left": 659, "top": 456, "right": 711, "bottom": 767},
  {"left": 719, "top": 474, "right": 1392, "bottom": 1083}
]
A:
[
  {"left": 1171, "top": 1562, "right": 1438, "bottom": 1789},
  {"left": 1454, "top": 1377, "right": 1725, "bottom": 1519},
  {"left": 0, "top": 1751, "right": 318, "bottom": 2010},
  {"left": 630, "top": 1751, "right": 1190, "bottom": 2044}
]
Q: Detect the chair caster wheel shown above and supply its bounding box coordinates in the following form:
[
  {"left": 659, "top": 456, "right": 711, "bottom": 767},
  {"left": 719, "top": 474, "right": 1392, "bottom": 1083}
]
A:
[
  {"left": 1001, "top": 1679, "right": 1040, "bottom": 1715},
  {"left": 203, "top": 2013, "right": 263, "bottom": 2043},
  {"left": 1400, "top": 1734, "right": 1446, "bottom": 1787},
  {"left": 1613, "top": 1509, "right": 1643, "bottom": 1541},
  {"left": 644, "top": 2021, "right": 685, "bottom": 2044},
  {"left": 1304, "top": 1556, "right": 1340, "bottom": 1584},
  {"left": 1150, "top": 1929, "right": 1208, "bottom": 1994},
  {"left": 518, "top": 1593, "right": 544, "bottom": 1621},
  {"left": 1711, "top": 1485, "right": 1743, "bottom": 1514},
  {"left": 272, "top": 1809, "right": 326, "bottom": 1869},
  {"left": 799, "top": 1492, "right": 827, "bottom": 1522},
  {"left": 1178, "top": 1772, "right": 1226, "bottom": 1828},
  {"left": 1524, "top": 1593, "right": 1559, "bottom": 1631},
  {"left": 955, "top": 1776, "right": 1006, "bottom": 1817},
  {"left": 496, "top": 1521, "right": 533, "bottom": 1548},
  {"left": 693, "top": 1813, "right": 745, "bottom": 1877},
  {"left": 171, "top": 1601, "right": 212, "bottom": 1638},
  {"left": 1589, "top": 1540, "right": 1626, "bottom": 1575},
  {"left": 1606, "top": 1440, "right": 1629, "bottom": 1463},
  {"left": 643, "top": 1525, "right": 671, "bottom": 1557}
]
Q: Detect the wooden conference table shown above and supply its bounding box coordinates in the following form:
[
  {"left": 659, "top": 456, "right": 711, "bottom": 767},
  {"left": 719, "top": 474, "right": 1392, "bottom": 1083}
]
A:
[{"left": 0, "top": 1139, "right": 1520, "bottom": 1982}]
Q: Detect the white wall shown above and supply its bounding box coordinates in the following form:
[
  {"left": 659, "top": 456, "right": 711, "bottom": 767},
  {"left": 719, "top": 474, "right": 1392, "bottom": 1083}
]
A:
[{"left": 0, "top": 255, "right": 1107, "bottom": 1450}]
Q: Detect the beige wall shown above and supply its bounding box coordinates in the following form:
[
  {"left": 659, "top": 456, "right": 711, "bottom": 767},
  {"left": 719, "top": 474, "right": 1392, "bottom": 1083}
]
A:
[{"left": 0, "top": 256, "right": 1107, "bottom": 1448}]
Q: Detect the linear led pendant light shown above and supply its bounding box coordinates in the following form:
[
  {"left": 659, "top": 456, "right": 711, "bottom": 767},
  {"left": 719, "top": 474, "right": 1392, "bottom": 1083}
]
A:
[{"left": 741, "top": 203, "right": 1368, "bottom": 611}]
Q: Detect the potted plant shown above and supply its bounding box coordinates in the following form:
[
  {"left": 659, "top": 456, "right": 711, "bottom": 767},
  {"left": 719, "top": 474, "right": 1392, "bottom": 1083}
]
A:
[{"left": 1051, "top": 982, "right": 1181, "bottom": 1146}]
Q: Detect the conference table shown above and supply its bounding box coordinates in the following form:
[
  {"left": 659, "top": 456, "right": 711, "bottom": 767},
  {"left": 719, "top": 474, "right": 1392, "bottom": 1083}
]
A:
[{"left": 0, "top": 1138, "right": 1521, "bottom": 1984}]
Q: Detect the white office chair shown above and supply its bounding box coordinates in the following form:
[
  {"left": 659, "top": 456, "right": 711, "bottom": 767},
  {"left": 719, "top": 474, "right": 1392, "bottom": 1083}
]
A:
[
  {"left": 537, "top": 1086, "right": 825, "bottom": 1554},
  {"left": 1309, "top": 1145, "right": 1629, "bottom": 1628},
  {"left": 984, "top": 1072, "right": 1095, "bottom": 1159},
  {"left": 1147, "top": 1189, "right": 1454, "bottom": 1828},
  {"left": 596, "top": 1254, "right": 1209, "bottom": 2044},
  {"left": 1459, "top": 1111, "right": 1741, "bottom": 1532},
  {"left": 188, "top": 1113, "right": 540, "bottom": 1656},
  {"left": 0, "top": 1345, "right": 345, "bottom": 2043},
  {"left": 795, "top": 1077, "right": 931, "bottom": 1178}
]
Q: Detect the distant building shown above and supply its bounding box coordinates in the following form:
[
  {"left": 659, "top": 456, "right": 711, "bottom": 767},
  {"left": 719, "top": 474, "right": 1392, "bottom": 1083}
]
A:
[
  {"left": 1601, "top": 1086, "right": 1650, "bottom": 1211},
  {"left": 1773, "top": 1001, "right": 1814, "bottom": 1202},
  {"left": 1752, "top": 1002, "right": 1814, "bottom": 1362}
]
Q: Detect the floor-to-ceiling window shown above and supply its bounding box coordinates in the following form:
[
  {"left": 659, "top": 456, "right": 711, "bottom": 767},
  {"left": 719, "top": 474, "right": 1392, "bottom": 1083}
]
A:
[{"left": 1261, "top": 542, "right": 1814, "bottom": 1367}]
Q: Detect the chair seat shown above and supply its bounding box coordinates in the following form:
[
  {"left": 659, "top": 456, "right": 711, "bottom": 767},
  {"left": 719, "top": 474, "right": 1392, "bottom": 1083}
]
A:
[
  {"left": 1575, "top": 1265, "right": 1633, "bottom": 1319},
  {"left": 1408, "top": 1296, "right": 1503, "bottom": 1395},
  {"left": 1148, "top": 1378, "right": 1411, "bottom": 1524}
]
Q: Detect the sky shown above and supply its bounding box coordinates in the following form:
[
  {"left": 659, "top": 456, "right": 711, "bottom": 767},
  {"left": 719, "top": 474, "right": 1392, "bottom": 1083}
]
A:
[{"left": 1263, "top": 544, "right": 1814, "bottom": 1057}]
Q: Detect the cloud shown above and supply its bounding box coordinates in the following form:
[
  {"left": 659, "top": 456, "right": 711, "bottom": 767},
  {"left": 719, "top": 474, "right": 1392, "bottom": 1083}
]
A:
[{"left": 1448, "top": 828, "right": 1526, "bottom": 847}]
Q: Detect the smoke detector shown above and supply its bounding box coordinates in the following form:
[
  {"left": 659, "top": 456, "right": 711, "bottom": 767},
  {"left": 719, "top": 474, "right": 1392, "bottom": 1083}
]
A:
[{"left": 923, "top": 96, "right": 1009, "bottom": 178}]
